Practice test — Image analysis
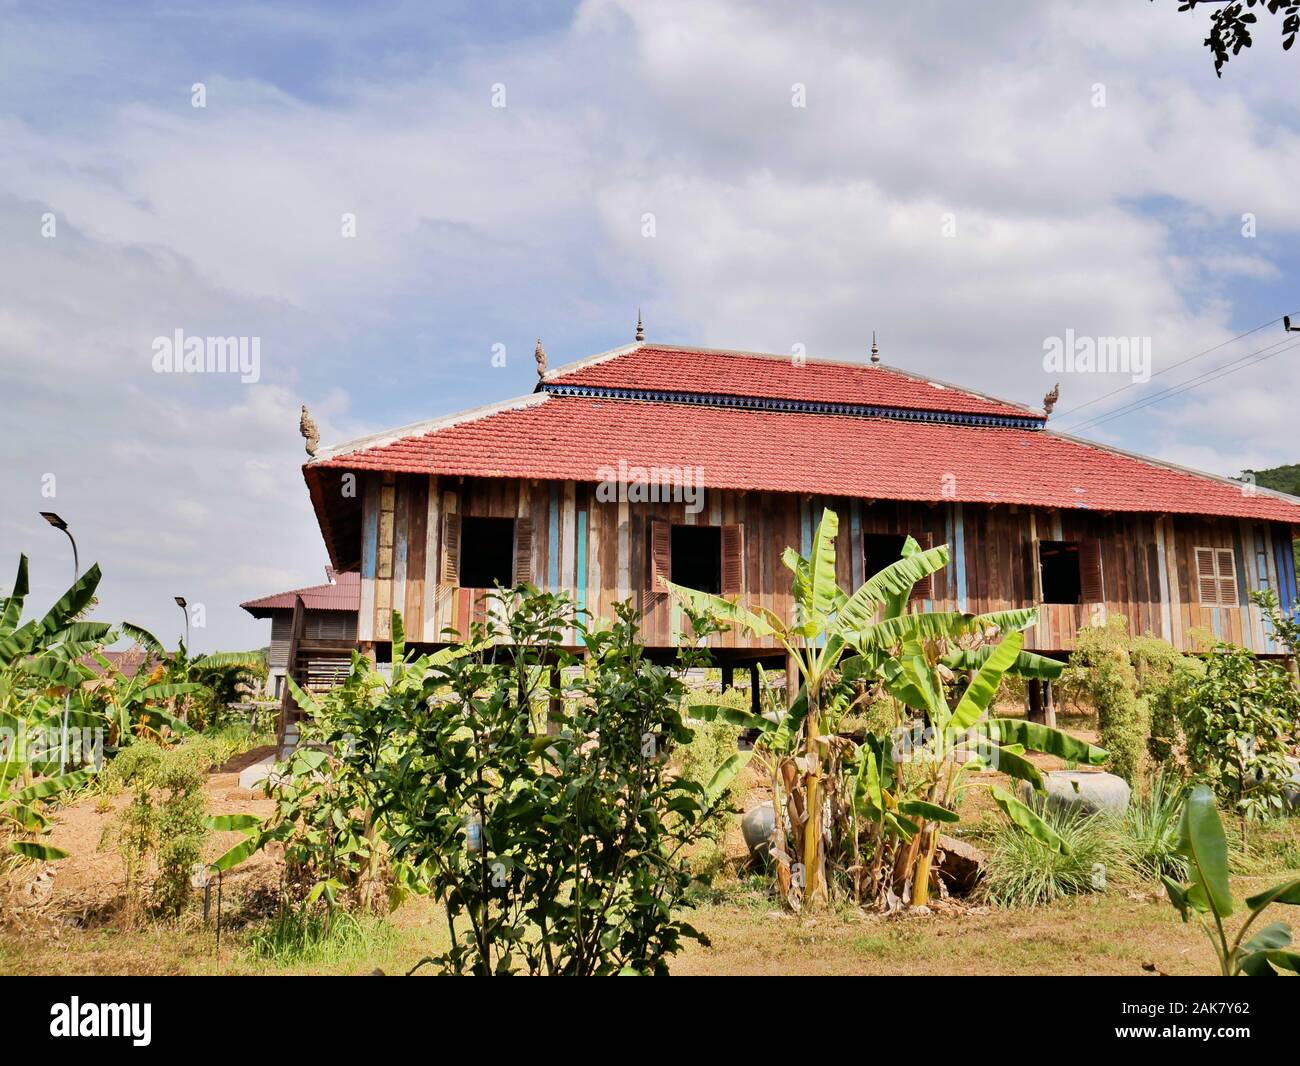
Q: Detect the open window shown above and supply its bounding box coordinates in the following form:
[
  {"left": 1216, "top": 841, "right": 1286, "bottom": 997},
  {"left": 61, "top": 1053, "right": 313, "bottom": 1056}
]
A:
[
  {"left": 1039, "top": 539, "right": 1103, "bottom": 605},
  {"left": 1194, "top": 546, "right": 1238, "bottom": 606},
  {"left": 649, "top": 519, "right": 744, "bottom": 596},
  {"left": 863, "top": 531, "right": 933, "bottom": 600},
  {"left": 458, "top": 516, "right": 516, "bottom": 588}
]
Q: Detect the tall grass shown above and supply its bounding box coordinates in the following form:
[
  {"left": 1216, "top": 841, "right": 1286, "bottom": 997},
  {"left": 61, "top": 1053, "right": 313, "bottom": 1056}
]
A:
[
  {"left": 1120, "top": 770, "right": 1189, "bottom": 882},
  {"left": 247, "top": 908, "right": 396, "bottom": 966},
  {"left": 981, "top": 802, "right": 1122, "bottom": 908}
]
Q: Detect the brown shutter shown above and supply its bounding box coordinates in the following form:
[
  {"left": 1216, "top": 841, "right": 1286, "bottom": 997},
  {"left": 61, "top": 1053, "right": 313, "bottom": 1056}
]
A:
[
  {"left": 440, "top": 511, "right": 461, "bottom": 587},
  {"left": 721, "top": 523, "right": 745, "bottom": 596},
  {"left": 1079, "top": 539, "right": 1103, "bottom": 603},
  {"left": 1216, "top": 547, "right": 1238, "bottom": 606},
  {"left": 1195, "top": 547, "right": 1218, "bottom": 604},
  {"left": 513, "top": 517, "right": 534, "bottom": 586},
  {"left": 649, "top": 519, "right": 671, "bottom": 592},
  {"left": 910, "top": 531, "right": 934, "bottom": 601}
]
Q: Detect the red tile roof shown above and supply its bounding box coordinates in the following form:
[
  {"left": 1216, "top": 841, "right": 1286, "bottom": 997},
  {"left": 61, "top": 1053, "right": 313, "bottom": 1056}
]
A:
[
  {"left": 240, "top": 569, "right": 360, "bottom": 616},
  {"left": 310, "top": 393, "right": 1300, "bottom": 523},
  {"left": 544, "top": 344, "right": 1040, "bottom": 420},
  {"left": 78, "top": 648, "right": 160, "bottom": 679}
]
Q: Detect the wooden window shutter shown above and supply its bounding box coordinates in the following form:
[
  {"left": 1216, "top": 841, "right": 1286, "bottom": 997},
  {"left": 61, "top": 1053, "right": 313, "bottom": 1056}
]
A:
[
  {"left": 721, "top": 523, "right": 745, "bottom": 597},
  {"left": 440, "top": 511, "right": 461, "bottom": 587},
  {"left": 513, "top": 517, "right": 534, "bottom": 586},
  {"left": 1216, "top": 547, "right": 1238, "bottom": 605},
  {"left": 1194, "top": 547, "right": 1218, "bottom": 604},
  {"left": 649, "top": 519, "right": 671, "bottom": 592},
  {"left": 1079, "top": 539, "right": 1104, "bottom": 603},
  {"left": 910, "top": 532, "right": 934, "bottom": 601}
]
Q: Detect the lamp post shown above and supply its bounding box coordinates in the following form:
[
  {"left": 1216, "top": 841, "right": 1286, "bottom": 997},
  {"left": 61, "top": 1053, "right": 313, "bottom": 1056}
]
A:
[
  {"left": 174, "top": 596, "right": 190, "bottom": 653},
  {"left": 39, "top": 512, "right": 78, "bottom": 773}
]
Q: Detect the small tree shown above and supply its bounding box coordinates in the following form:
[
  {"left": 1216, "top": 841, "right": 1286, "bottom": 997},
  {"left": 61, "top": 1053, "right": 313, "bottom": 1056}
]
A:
[
  {"left": 1183, "top": 642, "right": 1298, "bottom": 828},
  {"left": 1068, "top": 617, "right": 1149, "bottom": 785}
]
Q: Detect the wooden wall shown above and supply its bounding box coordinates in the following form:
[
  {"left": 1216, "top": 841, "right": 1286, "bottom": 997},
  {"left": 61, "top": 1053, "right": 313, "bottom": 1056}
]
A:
[{"left": 355, "top": 473, "right": 1297, "bottom": 657}]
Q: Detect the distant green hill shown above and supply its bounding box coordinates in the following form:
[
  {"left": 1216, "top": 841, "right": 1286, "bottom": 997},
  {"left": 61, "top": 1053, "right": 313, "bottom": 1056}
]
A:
[{"left": 1247, "top": 463, "right": 1300, "bottom": 497}]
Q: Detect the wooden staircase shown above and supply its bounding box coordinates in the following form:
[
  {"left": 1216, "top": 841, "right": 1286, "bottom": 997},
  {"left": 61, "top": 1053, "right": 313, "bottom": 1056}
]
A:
[{"left": 276, "top": 594, "right": 355, "bottom": 757}]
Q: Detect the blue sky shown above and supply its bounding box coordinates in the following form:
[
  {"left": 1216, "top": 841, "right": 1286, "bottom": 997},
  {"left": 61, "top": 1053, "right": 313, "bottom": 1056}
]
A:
[{"left": 2, "top": 0, "right": 1299, "bottom": 649}]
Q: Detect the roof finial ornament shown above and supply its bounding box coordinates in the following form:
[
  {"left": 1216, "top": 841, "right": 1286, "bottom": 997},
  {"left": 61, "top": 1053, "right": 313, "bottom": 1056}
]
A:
[
  {"left": 1043, "top": 382, "right": 1060, "bottom": 419},
  {"left": 870, "top": 331, "right": 880, "bottom": 365},
  {"left": 299, "top": 404, "right": 319, "bottom": 457},
  {"left": 635, "top": 309, "right": 645, "bottom": 343},
  {"left": 534, "top": 338, "right": 547, "bottom": 378}
]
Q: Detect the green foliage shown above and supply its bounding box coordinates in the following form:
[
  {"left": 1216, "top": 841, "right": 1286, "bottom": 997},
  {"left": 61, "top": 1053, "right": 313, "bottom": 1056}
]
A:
[
  {"left": 152, "top": 754, "right": 208, "bottom": 917},
  {"left": 1163, "top": 784, "right": 1300, "bottom": 976},
  {"left": 981, "top": 801, "right": 1122, "bottom": 907},
  {"left": 102, "top": 747, "right": 209, "bottom": 919},
  {"left": 218, "top": 590, "right": 742, "bottom": 976},
  {"left": 679, "top": 689, "right": 746, "bottom": 878},
  {"left": 247, "top": 908, "right": 397, "bottom": 966},
  {"left": 1129, "top": 634, "right": 1203, "bottom": 767},
  {"left": 1182, "top": 642, "right": 1299, "bottom": 822},
  {"left": 1120, "top": 771, "right": 1191, "bottom": 882},
  {"left": 673, "top": 507, "right": 1096, "bottom": 912},
  {"left": 1251, "top": 587, "right": 1300, "bottom": 660},
  {"left": 1068, "top": 617, "right": 1149, "bottom": 784}
]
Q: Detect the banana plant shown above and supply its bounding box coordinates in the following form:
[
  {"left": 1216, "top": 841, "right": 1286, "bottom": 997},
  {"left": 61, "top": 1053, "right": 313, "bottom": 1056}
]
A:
[
  {"left": 0, "top": 555, "right": 106, "bottom": 860},
  {"left": 1164, "top": 784, "right": 1300, "bottom": 975},
  {"left": 667, "top": 507, "right": 1105, "bottom": 909}
]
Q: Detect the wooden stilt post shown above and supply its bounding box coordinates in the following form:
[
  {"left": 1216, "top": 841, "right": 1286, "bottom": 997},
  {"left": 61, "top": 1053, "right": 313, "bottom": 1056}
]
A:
[
  {"left": 721, "top": 662, "right": 734, "bottom": 693},
  {"left": 749, "top": 661, "right": 761, "bottom": 719},
  {"left": 1027, "top": 678, "right": 1044, "bottom": 724},
  {"left": 547, "top": 662, "right": 562, "bottom": 736},
  {"left": 1043, "top": 679, "right": 1057, "bottom": 729}
]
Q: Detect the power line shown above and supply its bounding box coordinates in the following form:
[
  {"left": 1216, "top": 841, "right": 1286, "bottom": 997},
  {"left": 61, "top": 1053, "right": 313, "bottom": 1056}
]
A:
[
  {"left": 1066, "top": 333, "right": 1297, "bottom": 432},
  {"left": 1067, "top": 336, "right": 1300, "bottom": 434},
  {"left": 1053, "top": 312, "right": 1296, "bottom": 424}
]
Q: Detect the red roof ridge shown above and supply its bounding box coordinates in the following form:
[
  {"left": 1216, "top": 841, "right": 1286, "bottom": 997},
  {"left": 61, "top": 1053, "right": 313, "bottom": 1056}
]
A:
[
  {"left": 542, "top": 341, "right": 1043, "bottom": 418},
  {"left": 240, "top": 569, "right": 361, "bottom": 613},
  {"left": 310, "top": 392, "right": 547, "bottom": 465}
]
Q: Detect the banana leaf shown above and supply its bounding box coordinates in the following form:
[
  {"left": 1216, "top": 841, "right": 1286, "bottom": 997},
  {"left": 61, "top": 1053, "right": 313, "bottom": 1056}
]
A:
[
  {"left": 1177, "top": 784, "right": 1233, "bottom": 917},
  {"left": 991, "top": 784, "right": 1069, "bottom": 854},
  {"left": 941, "top": 646, "right": 1064, "bottom": 679},
  {"left": 947, "top": 632, "right": 1023, "bottom": 732},
  {"left": 972, "top": 719, "right": 1107, "bottom": 765}
]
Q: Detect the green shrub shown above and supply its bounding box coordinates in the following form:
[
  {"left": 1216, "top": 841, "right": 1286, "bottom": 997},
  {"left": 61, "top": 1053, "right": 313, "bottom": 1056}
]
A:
[
  {"left": 1129, "top": 635, "right": 1202, "bottom": 767},
  {"left": 681, "top": 689, "right": 745, "bottom": 878},
  {"left": 981, "top": 801, "right": 1123, "bottom": 907},
  {"left": 1069, "top": 617, "right": 1148, "bottom": 784},
  {"left": 1183, "top": 642, "right": 1298, "bottom": 823},
  {"left": 152, "top": 753, "right": 208, "bottom": 917}
]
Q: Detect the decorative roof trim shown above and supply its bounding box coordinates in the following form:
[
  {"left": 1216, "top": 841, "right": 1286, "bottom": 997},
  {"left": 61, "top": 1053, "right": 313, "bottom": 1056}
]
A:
[
  {"left": 542, "top": 341, "right": 1043, "bottom": 417},
  {"left": 541, "top": 382, "right": 1047, "bottom": 430}
]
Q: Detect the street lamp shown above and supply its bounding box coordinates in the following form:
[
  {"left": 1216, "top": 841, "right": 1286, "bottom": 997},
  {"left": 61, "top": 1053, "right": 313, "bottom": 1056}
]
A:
[
  {"left": 39, "top": 512, "right": 78, "bottom": 773},
  {"left": 175, "top": 596, "right": 190, "bottom": 653},
  {"left": 39, "top": 512, "right": 78, "bottom": 580}
]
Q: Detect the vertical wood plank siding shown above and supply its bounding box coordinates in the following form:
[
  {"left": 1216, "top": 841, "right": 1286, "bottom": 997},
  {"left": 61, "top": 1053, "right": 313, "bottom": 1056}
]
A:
[{"left": 354, "top": 472, "right": 1296, "bottom": 655}]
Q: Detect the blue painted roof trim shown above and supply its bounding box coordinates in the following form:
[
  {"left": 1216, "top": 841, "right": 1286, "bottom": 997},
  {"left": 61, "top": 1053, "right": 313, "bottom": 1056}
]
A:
[{"left": 541, "top": 383, "right": 1046, "bottom": 430}]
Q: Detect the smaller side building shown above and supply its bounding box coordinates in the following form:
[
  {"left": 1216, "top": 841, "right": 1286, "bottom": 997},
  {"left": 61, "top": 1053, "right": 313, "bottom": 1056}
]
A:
[{"left": 240, "top": 568, "right": 359, "bottom": 698}]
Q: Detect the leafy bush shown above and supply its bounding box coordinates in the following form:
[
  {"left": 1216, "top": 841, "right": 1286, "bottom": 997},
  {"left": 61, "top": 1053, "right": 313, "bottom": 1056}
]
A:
[
  {"left": 1128, "top": 635, "right": 1202, "bottom": 767},
  {"left": 1068, "top": 617, "right": 1149, "bottom": 784},
  {"left": 1183, "top": 642, "right": 1299, "bottom": 823},
  {"left": 218, "top": 591, "right": 745, "bottom": 976},
  {"left": 679, "top": 690, "right": 746, "bottom": 878},
  {"left": 981, "top": 801, "right": 1123, "bottom": 907},
  {"left": 102, "top": 747, "right": 209, "bottom": 919}
]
